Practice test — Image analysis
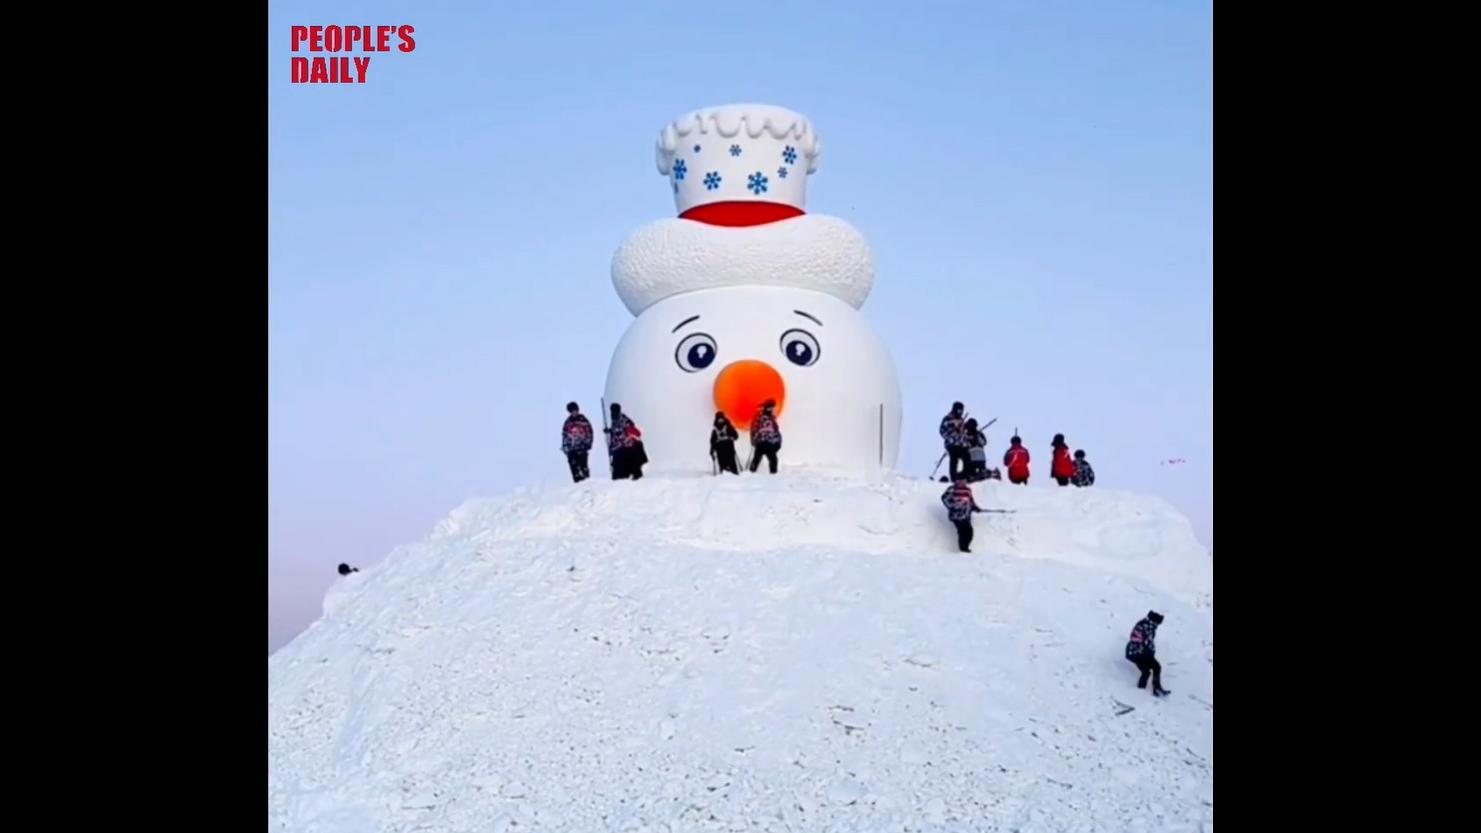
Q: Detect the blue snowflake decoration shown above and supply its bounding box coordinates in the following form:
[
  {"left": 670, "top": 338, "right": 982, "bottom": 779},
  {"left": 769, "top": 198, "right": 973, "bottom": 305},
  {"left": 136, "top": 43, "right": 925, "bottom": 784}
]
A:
[
  {"left": 777, "top": 166, "right": 789, "bottom": 179},
  {"left": 693, "top": 144, "right": 702, "bottom": 153},
  {"left": 747, "top": 172, "right": 769, "bottom": 195},
  {"left": 673, "top": 159, "right": 687, "bottom": 180},
  {"left": 783, "top": 145, "right": 798, "bottom": 165},
  {"left": 703, "top": 171, "right": 722, "bottom": 190},
  {"left": 729, "top": 144, "right": 742, "bottom": 157}
]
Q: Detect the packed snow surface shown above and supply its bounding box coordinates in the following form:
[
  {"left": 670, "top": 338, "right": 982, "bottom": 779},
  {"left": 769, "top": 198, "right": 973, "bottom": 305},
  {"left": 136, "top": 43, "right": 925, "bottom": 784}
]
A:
[{"left": 269, "top": 473, "right": 1213, "bottom": 832}]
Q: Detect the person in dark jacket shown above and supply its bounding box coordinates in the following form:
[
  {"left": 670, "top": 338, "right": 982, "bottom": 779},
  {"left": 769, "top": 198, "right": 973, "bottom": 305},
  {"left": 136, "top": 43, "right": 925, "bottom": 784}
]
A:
[
  {"left": 560, "top": 402, "right": 595, "bottom": 483},
  {"left": 748, "top": 399, "right": 782, "bottom": 474},
  {"left": 1125, "top": 610, "right": 1169, "bottom": 696},
  {"left": 1051, "top": 434, "right": 1075, "bottom": 487},
  {"left": 605, "top": 403, "right": 645, "bottom": 480},
  {"left": 710, "top": 412, "right": 740, "bottom": 475},
  {"left": 940, "top": 477, "right": 983, "bottom": 553},
  {"left": 1071, "top": 450, "right": 1095, "bottom": 487},
  {"left": 959, "top": 417, "right": 983, "bottom": 477},
  {"left": 939, "top": 402, "right": 970, "bottom": 480},
  {"left": 959, "top": 415, "right": 995, "bottom": 480},
  {"left": 1003, "top": 436, "right": 1031, "bottom": 485}
]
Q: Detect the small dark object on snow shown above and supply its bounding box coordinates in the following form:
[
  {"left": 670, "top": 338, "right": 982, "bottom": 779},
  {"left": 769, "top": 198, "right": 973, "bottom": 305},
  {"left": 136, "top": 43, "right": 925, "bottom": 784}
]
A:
[{"left": 337, "top": 563, "right": 359, "bottom": 576}]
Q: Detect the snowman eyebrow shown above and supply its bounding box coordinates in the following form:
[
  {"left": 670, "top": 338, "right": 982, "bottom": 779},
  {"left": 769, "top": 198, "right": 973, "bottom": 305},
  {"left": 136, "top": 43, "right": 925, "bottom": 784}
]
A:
[
  {"left": 794, "top": 310, "right": 823, "bottom": 326},
  {"left": 671, "top": 315, "right": 700, "bottom": 333}
]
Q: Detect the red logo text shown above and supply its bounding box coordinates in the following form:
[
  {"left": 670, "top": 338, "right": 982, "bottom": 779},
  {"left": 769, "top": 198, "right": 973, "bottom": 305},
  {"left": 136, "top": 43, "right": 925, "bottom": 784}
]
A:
[{"left": 290, "top": 25, "right": 416, "bottom": 84}]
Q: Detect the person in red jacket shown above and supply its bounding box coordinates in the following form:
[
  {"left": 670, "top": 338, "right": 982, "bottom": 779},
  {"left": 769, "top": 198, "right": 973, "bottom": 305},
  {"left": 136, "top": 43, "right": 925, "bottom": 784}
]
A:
[
  {"left": 1003, "top": 436, "right": 1031, "bottom": 485},
  {"left": 1051, "top": 434, "right": 1075, "bottom": 487}
]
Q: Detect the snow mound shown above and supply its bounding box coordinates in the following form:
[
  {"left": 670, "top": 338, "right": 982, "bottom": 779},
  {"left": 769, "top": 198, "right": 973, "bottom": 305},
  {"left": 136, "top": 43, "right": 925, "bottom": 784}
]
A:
[{"left": 270, "top": 474, "right": 1213, "bottom": 833}]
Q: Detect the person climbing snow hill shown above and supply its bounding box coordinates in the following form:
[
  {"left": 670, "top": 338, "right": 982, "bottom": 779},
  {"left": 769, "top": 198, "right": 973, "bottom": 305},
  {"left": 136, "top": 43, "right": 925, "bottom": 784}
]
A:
[
  {"left": 1051, "top": 434, "right": 1075, "bottom": 487},
  {"left": 606, "top": 403, "right": 646, "bottom": 480},
  {"left": 939, "top": 402, "right": 970, "bottom": 480},
  {"left": 710, "top": 412, "right": 740, "bottom": 475},
  {"left": 940, "top": 477, "right": 983, "bottom": 553},
  {"left": 1125, "top": 610, "right": 1169, "bottom": 697},
  {"left": 560, "top": 402, "right": 594, "bottom": 483},
  {"left": 749, "top": 399, "right": 782, "bottom": 474},
  {"left": 1003, "top": 436, "right": 1031, "bottom": 485},
  {"left": 1071, "top": 450, "right": 1095, "bottom": 487}
]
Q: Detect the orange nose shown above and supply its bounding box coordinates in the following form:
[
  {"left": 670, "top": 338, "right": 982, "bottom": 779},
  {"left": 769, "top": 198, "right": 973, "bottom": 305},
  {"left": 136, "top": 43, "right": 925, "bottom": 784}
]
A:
[{"left": 713, "top": 360, "right": 786, "bottom": 429}]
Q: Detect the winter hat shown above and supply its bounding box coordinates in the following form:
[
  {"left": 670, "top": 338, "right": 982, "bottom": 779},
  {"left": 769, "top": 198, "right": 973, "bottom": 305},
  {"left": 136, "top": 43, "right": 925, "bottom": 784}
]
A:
[
  {"left": 1147, "top": 611, "right": 1165, "bottom": 624},
  {"left": 1010, "top": 436, "right": 1022, "bottom": 445},
  {"left": 612, "top": 104, "right": 875, "bottom": 316},
  {"left": 1052, "top": 433, "right": 1066, "bottom": 446},
  {"left": 952, "top": 401, "right": 965, "bottom": 413},
  {"left": 566, "top": 401, "right": 579, "bottom": 413},
  {"left": 610, "top": 403, "right": 622, "bottom": 416},
  {"left": 657, "top": 104, "right": 820, "bottom": 220},
  {"left": 1074, "top": 450, "right": 1086, "bottom": 459},
  {"left": 965, "top": 418, "right": 979, "bottom": 430}
]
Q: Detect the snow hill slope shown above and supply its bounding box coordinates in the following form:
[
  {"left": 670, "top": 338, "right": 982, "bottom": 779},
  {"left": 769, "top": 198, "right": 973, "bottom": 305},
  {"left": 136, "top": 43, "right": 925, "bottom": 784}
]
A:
[{"left": 269, "top": 473, "right": 1213, "bottom": 833}]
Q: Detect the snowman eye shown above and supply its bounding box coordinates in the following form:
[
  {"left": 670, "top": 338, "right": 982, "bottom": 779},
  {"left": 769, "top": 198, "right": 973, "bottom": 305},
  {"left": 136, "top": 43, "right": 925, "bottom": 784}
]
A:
[
  {"left": 780, "top": 329, "right": 820, "bottom": 367},
  {"left": 675, "top": 332, "right": 718, "bottom": 372}
]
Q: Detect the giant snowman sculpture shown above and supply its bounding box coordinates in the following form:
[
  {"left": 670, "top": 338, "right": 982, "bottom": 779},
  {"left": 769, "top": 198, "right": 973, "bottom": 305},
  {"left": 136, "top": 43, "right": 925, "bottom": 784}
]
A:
[{"left": 605, "top": 104, "right": 902, "bottom": 474}]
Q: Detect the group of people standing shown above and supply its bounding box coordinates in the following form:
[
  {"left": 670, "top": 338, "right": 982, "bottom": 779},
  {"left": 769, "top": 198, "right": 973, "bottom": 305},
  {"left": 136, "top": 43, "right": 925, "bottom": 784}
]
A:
[
  {"left": 938, "top": 402, "right": 1095, "bottom": 488},
  {"left": 560, "top": 401, "right": 647, "bottom": 482},
  {"left": 709, "top": 399, "right": 782, "bottom": 475},
  {"left": 561, "top": 399, "right": 784, "bottom": 482},
  {"left": 937, "top": 401, "right": 1099, "bottom": 557}
]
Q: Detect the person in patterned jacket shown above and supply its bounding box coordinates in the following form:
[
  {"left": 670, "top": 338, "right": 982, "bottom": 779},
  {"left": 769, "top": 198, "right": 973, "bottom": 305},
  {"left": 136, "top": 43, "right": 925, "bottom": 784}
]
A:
[
  {"left": 1071, "top": 450, "right": 1095, "bottom": 487},
  {"left": 605, "top": 402, "right": 645, "bottom": 480},
  {"left": 939, "top": 402, "right": 970, "bottom": 480},
  {"left": 940, "top": 477, "right": 983, "bottom": 553},
  {"left": 1125, "top": 611, "right": 1169, "bottom": 696},
  {"left": 748, "top": 399, "right": 782, "bottom": 474},
  {"left": 560, "top": 402, "right": 594, "bottom": 483},
  {"left": 710, "top": 412, "right": 740, "bottom": 475}
]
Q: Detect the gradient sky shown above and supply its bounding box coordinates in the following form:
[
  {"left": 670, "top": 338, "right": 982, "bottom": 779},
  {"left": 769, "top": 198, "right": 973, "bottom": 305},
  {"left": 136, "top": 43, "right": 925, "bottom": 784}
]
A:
[{"left": 269, "top": 0, "right": 1212, "bottom": 653}]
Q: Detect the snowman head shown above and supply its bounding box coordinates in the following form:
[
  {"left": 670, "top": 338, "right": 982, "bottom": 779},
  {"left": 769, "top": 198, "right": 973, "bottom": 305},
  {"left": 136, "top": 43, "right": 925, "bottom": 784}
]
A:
[
  {"left": 604, "top": 104, "right": 901, "bottom": 473},
  {"left": 606, "top": 284, "right": 899, "bottom": 471}
]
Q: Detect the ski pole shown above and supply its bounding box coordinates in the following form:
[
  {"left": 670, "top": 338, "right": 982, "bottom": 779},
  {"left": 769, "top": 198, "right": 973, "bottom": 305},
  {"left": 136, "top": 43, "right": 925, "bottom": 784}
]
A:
[
  {"left": 600, "top": 397, "right": 613, "bottom": 478},
  {"left": 930, "top": 451, "right": 948, "bottom": 479}
]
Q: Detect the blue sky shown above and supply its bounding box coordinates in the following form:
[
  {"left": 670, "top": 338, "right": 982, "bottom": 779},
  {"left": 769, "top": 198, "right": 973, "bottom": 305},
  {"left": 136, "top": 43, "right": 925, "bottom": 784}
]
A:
[{"left": 269, "top": 0, "right": 1212, "bottom": 651}]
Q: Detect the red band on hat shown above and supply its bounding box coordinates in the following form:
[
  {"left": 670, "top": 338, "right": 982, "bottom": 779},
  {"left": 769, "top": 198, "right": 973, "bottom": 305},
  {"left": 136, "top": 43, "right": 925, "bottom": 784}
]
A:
[{"left": 680, "top": 202, "right": 805, "bottom": 227}]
